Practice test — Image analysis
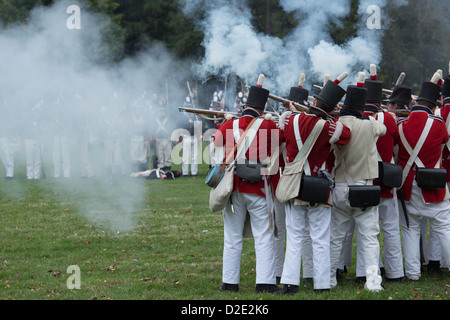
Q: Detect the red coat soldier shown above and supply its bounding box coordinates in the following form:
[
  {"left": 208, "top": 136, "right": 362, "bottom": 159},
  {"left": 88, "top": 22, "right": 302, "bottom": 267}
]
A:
[
  {"left": 214, "top": 75, "right": 281, "bottom": 294},
  {"left": 278, "top": 75, "right": 350, "bottom": 294},
  {"left": 397, "top": 76, "right": 450, "bottom": 281}
]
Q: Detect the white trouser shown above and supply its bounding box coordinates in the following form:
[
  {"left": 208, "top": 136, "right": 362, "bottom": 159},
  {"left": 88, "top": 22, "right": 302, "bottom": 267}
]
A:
[
  {"left": 377, "top": 197, "right": 404, "bottom": 278},
  {"left": 0, "top": 137, "right": 18, "bottom": 178},
  {"left": 25, "top": 139, "right": 41, "bottom": 179},
  {"left": 53, "top": 136, "right": 71, "bottom": 178},
  {"left": 330, "top": 183, "right": 382, "bottom": 290},
  {"left": 337, "top": 218, "right": 355, "bottom": 271},
  {"left": 156, "top": 139, "right": 172, "bottom": 169},
  {"left": 208, "top": 136, "right": 223, "bottom": 166},
  {"left": 399, "top": 181, "right": 450, "bottom": 279},
  {"left": 273, "top": 198, "right": 286, "bottom": 279},
  {"left": 222, "top": 192, "right": 276, "bottom": 285},
  {"left": 301, "top": 220, "right": 314, "bottom": 279},
  {"left": 340, "top": 197, "right": 404, "bottom": 279},
  {"left": 181, "top": 134, "right": 200, "bottom": 176},
  {"left": 420, "top": 217, "right": 448, "bottom": 267},
  {"left": 80, "top": 132, "right": 94, "bottom": 178},
  {"left": 281, "top": 203, "right": 331, "bottom": 290},
  {"left": 130, "top": 135, "right": 147, "bottom": 163}
]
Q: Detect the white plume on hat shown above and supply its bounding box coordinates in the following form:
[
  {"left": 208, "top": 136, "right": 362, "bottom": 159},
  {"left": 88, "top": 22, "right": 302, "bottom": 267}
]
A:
[
  {"left": 323, "top": 74, "right": 330, "bottom": 86},
  {"left": 298, "top": 73, "right": 306, "bottom": 87},
  {"left": 431, "top": 71, "right": 442, "bottom": 84},
  {"left": 395, "top": 72, "right": 406, "bottom": 86},
  {"left": 257, "top": 74, "right": 265, "bottom": 87},
  {"left": 369, "top": 64, "right": 377, "bottom": 80},
  {"left": 356, "top": 71, "right": 366, "bottom": 87},
  {"left": 334, "top": 71, "right": 348, "bottom": 84}
]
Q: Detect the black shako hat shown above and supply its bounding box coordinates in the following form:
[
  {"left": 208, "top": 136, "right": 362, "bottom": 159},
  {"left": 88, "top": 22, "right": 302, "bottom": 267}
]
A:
[
  {"left": 386, "top": 85, "right": 412, "bottom": 106},
  {"left": 289, "top": 87, "right": 309, "bottom": 105},
  {"left": 364, "top": 79, "right": 383, "bottom": 104},
  {"left": 417, "top": 81, "right": 441, "bottom": 106},
  {"left": 442, "top": 75, "right": 450, "bottom": 98},
  {"left": 245, "top": 86, "right": 269, "bottom": 111},
  {"left": 343, "top": 85, "right": 367, "bottom": 110},
  {"left": 314, "top": 80, "right": 346, "bottom": 111}
]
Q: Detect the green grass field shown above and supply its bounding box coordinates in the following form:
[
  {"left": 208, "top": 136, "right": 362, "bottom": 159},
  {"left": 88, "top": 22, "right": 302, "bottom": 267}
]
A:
[{"left": 0, "top": 145, "right": 448, "bottom": 302}]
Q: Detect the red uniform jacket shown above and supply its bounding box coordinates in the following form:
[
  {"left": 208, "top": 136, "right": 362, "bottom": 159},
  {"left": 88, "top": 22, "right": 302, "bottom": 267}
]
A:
[
  {"left": 213, "top": 112, "right": 281, "bottom": 198},
  {"left": 281, "top": 112, "right": 351, "bottom": 202},
  {"left": 363, "top": 106, "right": 399, "bottom": 198},
  {"left": 435, "top": 99, "right": 450, "bottom": 181},
  {"left": 397, "top": 106, "right": 449, "bottom": 203}
]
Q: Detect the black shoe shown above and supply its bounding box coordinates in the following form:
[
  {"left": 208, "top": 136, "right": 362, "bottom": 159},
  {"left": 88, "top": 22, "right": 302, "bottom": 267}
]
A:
[
  {"left": 278, "top": 284, "right": 299, "bottom": 295},
  {"left": 385, "top": 276, "right": 404, "bottom": 283},
  {"left": 304, "top": 277, "right": 314, "bottom": 284},
  {"left": 427, "top": 260, "right": 443, "bottom": 276},
  {"left": 276, "top": 276, "right": 281, "bottom": 285},
  {"left": 336, "top": 269, "right": 351, "bottom": 282},
  {"left": 219, "top": 283, "right": 239, "bottom": 292},
  {"left": 255, "top": 284, "right": 281, "bottom": 294}
]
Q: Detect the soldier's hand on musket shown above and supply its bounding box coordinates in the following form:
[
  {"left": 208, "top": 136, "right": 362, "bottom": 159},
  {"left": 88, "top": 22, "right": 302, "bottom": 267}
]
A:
[{"left": 289, "top": 101, "right": 297, "bottom": 112}]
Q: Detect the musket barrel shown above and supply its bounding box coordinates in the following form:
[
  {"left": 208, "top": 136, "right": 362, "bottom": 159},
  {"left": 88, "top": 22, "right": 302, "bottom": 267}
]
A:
[
  {"left": 178, "top": 106, "right": 237, "bottom": 118},
  {"left": 268, "top": 93, "right": 308, "bottom": 112}
]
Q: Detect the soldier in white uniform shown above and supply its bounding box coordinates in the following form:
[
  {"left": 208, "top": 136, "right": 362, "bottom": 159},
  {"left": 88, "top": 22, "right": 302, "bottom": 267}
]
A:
[
  {"left": 153, "top": 94, "right": 172, "bottom": 171},
  {"left": 24, "top": 100, "right": 44, "bottom": 180},
  {"left": 52, "top": 95, "right": 71, "bottom": 178},
  {"left": 180, "top": 95, "right": 201, "bottom": 177},
  {"left": 0, "top": 99, "right": 20, "bottom": 180}
]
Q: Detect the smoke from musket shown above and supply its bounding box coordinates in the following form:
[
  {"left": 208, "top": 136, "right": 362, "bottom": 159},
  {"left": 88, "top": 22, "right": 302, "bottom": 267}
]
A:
[
  {"left": 0, "top": 0, "right": 191, "bottom": 233},
  {"left": 180, "top": 0, "right": 408, "bottom": 95}
]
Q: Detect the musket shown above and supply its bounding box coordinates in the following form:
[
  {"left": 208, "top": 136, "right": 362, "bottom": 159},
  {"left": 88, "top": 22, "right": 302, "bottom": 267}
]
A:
[
  {"left": 382, "top": 88, "right": 418, "bottom": 100},
  {"left": 178, "top": 106, "right": 238, "bottom": 120},
  {"left": 178, "top": 106, "right": 279, "bottom": 122},
  {"left": 380, "top": 107, "right": 411, "bottom": 117},
  {"left": 268, "top": 93, "right": 309, "bottom": 113}
]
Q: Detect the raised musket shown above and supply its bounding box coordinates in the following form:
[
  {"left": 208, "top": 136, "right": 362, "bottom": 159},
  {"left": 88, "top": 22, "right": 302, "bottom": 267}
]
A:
[
  {"left": 178, "top": 106, "right": 238, "bottom": 119},
  {"left": 178, "top": 106, "right": 279, "bottom": 122},
  {"left": 268, "top": 93, "right": 309, "bottom": 112},
  {"left": 380, "top": 107, "right": 411, "bottom": 117}
]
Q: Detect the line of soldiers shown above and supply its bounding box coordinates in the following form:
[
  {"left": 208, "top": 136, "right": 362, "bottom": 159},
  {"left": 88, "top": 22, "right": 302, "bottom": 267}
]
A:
[
  {"left": 0, "top": 91, "right": 176, "bottom": 180},
  {"left": 212, "top": 66, "right": 450, "bottom": 294}
]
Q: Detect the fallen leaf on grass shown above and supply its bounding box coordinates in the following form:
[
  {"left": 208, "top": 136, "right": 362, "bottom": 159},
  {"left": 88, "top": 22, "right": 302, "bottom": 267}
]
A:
[
  {"left": 105, "top": 264, "right": 116, "bottom": 272},
  {"left": 140, "top": 276, "right": 156, "bottom": 282},
  {"left": 48, "top": 270, "right": 61, "bottom": 278}
]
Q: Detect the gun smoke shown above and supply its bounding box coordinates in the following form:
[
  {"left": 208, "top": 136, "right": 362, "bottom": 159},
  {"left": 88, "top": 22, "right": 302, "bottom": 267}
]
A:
[
  {"left": 0, "top": 0, "right": 192, "bottom": 233},
  {"left": 181, "top": 0, "right": 409, "bottom": 100}
]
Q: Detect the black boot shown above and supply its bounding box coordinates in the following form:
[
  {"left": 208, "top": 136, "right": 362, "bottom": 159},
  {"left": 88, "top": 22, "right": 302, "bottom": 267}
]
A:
[
  {"left": 219, "top": 283, "right": 239, "bottom": 292},
  {"left": 427, "top": 260, "right": 443, "bottom": 276},
  {"left": 255, "top": 284, "right": 281, "bottom": 294},
  {"left": 277, "top": 284, "right": 299, "bottom": 295}
]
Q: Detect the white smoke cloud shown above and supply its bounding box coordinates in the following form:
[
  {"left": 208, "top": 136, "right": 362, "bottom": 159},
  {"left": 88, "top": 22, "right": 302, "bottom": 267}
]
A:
[
  {"left": 181, "top": 0, "right": 408, "bottom": 94},
  {"left": 0, "top": 0, "right": 191, "bottom": 233}
]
